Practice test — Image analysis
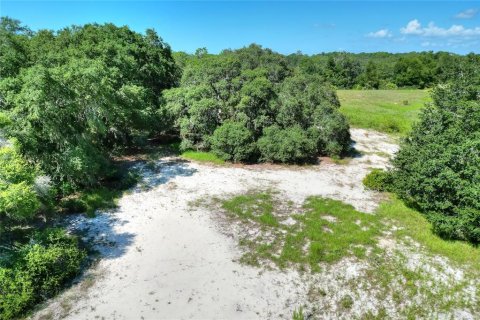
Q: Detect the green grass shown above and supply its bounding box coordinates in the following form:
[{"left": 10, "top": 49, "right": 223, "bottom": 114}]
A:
[
  {"left": 337, "top": 89, "right": 431, "bottom": 135},
  {"left": 220, "top": 192, "right": 381, "bottom": 271},
  {"left": 180, "top": 150, "right": 225, "bottom": 165},
  {"left": 376, "top": 196, "right": 480, "bottom": 270},
  {"left": 222, "top": 192, "right": 278, "bottom": 227}
]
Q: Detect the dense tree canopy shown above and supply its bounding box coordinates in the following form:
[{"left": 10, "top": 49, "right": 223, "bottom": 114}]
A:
[
  {"left": 0, "top": 18, "right": 179, "bottom": 318},
  {"left": 163, "top": 45, "right": 351, "bottom": 163},
  {"left": 0, "top": 18, "right": 178, "bottom": 190}
]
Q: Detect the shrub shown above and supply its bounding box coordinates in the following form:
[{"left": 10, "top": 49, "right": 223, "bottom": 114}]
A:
[
  {"left": 392, "top": 88, "right": 480, "bottom": 242},
  {"left": 363, "top": 169, "right": 393, "bottom": 192},
  {"left": 258, "top": 125, "right": 317, "bottom": 163},
  {"left": 162, "top": 50, "right": 350, "bottom": 164},
  {"left": 0, "top": 229, "right": 85, "bottom": 319},
  {"left": 210, "top": 121, "right": 257, "bottom": 162},
  {"left": 0, "top": 182, "right": 40, "bottom": 221},
  {"left": 0, "top": 268, "right": 34, "bottom": 320},
  {"left": 313, "top": 110, "right": 351, "bottom": 156}
]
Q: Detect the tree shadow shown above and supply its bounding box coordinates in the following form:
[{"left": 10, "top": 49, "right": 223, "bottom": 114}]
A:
[
  {"left": 347, "top": 139, "right": 364, "bottom": 159},
  {"left": 131, "top": 158, "right": 197, "bottom": 192},
  {"left": 65, "top": 158, "right": 198, "bottom": 260}
]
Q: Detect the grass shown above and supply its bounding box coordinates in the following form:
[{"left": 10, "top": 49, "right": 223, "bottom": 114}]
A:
[
  {"left": 337, "top": 89, "right": 431, "bottom": 135},
  {"left": 222, "top": 192, "right": 278, "bottom": 227},
  {"left": 376, "top": 196, "right": 480, "bottom": 270},
  {"left": 220, "top": 192, "right": 382, "bottom": 271},
  {"left": 180, "top": 150, "right": 225, "bottom": 165},
  {"left": 213, "top": 191, "right": 480, "bottom": 317}
]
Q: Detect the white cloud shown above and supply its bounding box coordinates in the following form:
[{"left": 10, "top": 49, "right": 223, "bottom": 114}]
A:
[
  {"left": 400, "top": 19, "right": 422, "bottom": 35},
  {"left": 400, "top": 19, "right": 480, "bottom": 37},
  {"left": 366, "top": 28, "right": 392, "bottom": 38},
  {"left": 455, "top": 8, "right": 478, "bottom": 19}
]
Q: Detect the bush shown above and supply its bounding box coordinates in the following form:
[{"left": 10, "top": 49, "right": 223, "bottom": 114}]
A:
[
  {"left": 258, "top": 125, "right": 317, "bottom": 163},
  {"left": 363, "top": 169, "right": 393, "bottom": 192},
  {"left": 210, "top": 121, "right": 257, "bottom": 162},
  {"left": 0, "top": 268, "right": 34, "bottom": 320},
  {"left": 0, "top": 229, "right": 85, "bottom": 319},
  {"left": 313, "top": 110, "right": 351, "bottom": 156},
  {"left": 0, "top": 146, "right": 41, "bottom": 223},
  {"left": 0, "top": 182, "right": 40, "bottom": 221},
  {"left": 392, "top": 87, "right": 480, "bottom": 243}
]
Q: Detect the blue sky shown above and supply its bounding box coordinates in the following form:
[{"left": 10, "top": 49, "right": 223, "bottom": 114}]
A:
[{"left": 1, "top": 1, "right": 479, "bottom": 54}]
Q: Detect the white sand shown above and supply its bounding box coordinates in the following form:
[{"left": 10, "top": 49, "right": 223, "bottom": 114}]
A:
[{"left": 32, "top": 129, "right": 399, "bottom": 320}]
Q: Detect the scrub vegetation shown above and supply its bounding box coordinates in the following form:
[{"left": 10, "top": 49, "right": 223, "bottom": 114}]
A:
[{"left": 1, "top": 15, "right": 479, "bottom": 319}]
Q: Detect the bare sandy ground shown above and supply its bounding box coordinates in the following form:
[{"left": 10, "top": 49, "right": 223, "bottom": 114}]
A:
[{"left": 32, "top": 129, "right": 403, "bottom": 319}]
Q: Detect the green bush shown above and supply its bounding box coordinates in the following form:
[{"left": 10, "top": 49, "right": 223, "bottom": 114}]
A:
[
  {"left": 363, "top": 169, "right": 393, "bottom": 192},
  {"left": 0, "top": 268, "right": 34, "bottom": 320},
  {"left": 210, "top": 121, "right": 257, "bottom": 162},
  {"left": 258, "top": 125, "right": 317, "bottom": 163},
  {"left": 313, "top": 110, "right": 351, "bottom": 156},
  {"left": 0, "top": 229, "right": 85, "bottom": 319},
  {"left": 0, "top": 182, "right": 40, "bottom": 221},
  {"left": 392, "top": 85, "right": 480, "bottom": 243},
  {"left": 1, "top": 21, "right": 178, "bottom": 188},
  {"left": 0, "top": 146, "right": 41, "bottom": 223}
]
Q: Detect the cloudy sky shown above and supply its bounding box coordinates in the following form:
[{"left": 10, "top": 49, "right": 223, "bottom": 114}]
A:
[{"left": 2, "top": 1, "right": 479, "bottom": 54}]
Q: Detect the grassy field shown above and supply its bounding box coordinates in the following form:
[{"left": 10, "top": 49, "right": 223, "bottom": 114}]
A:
[{"left": 337, "top": 89, "right": 431, "bottom": 135}]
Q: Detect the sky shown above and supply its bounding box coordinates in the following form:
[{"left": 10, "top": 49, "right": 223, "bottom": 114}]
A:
[{"left": 1, "top": 1, "right": 480, "bottom": 54}]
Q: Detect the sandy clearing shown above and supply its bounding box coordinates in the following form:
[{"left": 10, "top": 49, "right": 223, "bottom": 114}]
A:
[{"left": 32, "top": 128, "right": 399, "bottom": 320}]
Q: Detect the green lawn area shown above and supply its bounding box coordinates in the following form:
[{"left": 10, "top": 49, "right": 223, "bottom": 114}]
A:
[{"left": 337, "top": 89, "right": 431, "bottom": 135}]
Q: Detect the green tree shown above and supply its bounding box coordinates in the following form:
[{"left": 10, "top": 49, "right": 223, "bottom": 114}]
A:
[{"left": 392, "top": 85, "right": 480, "bottom": 242}]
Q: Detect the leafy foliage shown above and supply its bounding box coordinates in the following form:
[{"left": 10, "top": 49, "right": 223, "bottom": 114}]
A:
[
  {"left": 0, "top": 229, "right": 85, "bottom": 319},
  {"left": 163, "top": 45, "right": 351, "bottom": 163},
  {"left": 0, "top": 146, "right": 41, "bottom": 224},
  {"left": 210, "top": 121, "right": 257, "bottom": 162},
  {"left": 0, "top": 19, "right": 178, "bottom": 189},
  {"left": 257, "top": 125, "right": 317, "bottom": 163},
  {"left": 363, "top": 169, "right": 393, "bottom": 192},
  {"left": 392, "top": 79, "right": 480, "bottom": 242}
]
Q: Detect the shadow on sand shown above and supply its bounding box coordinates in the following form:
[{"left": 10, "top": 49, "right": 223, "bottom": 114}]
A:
[{"left": 66, "top": 159, "right": 197, "bottom": 260}]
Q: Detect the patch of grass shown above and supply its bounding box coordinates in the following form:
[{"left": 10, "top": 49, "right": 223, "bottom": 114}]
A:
[
  {"left": 180, "top": 150, "right": 225, "bottom": 165},
  {"left": 220, "top": 192, "right": 382, "bottom": 271},
  {"left": 222, "top": 192, "right": 278, "bottom": 227},
  {"left": 339, "top": 295, "right": 354, "bottom": 310},
  {"left": 61, "top": 187, "right": 120, "bottom": 217},
  {"left": 292, "top": 306, "right": 304, "bottom": 320},
  {"left": 337, "top": 89, "right": 431, "bottom": 135},
  {"left": 376, "top": 196, "right": 480, "bottom": 270},
  {"left": 218, "top": 191, "right": 479, "bottom": 317},
  {"left": 296, "top": 197, "right": 380, "bottom": 267}
]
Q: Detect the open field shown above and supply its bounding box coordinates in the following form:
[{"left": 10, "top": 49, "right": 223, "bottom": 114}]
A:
[
  {"left": 338, "top": 90, "right": 431, "bottom": 135},
  {"left": 31, "top": 129, "right": 479, "bottom": 319}
]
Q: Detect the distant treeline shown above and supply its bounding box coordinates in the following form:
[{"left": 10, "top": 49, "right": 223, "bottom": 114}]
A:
[{"left": 175, "top": 46, "right": 480, "bottom": 90}]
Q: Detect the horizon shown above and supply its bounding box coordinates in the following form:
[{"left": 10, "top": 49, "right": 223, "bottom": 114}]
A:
[{"left": 2, "top": 1, "right": 480, "bottom": 55}]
